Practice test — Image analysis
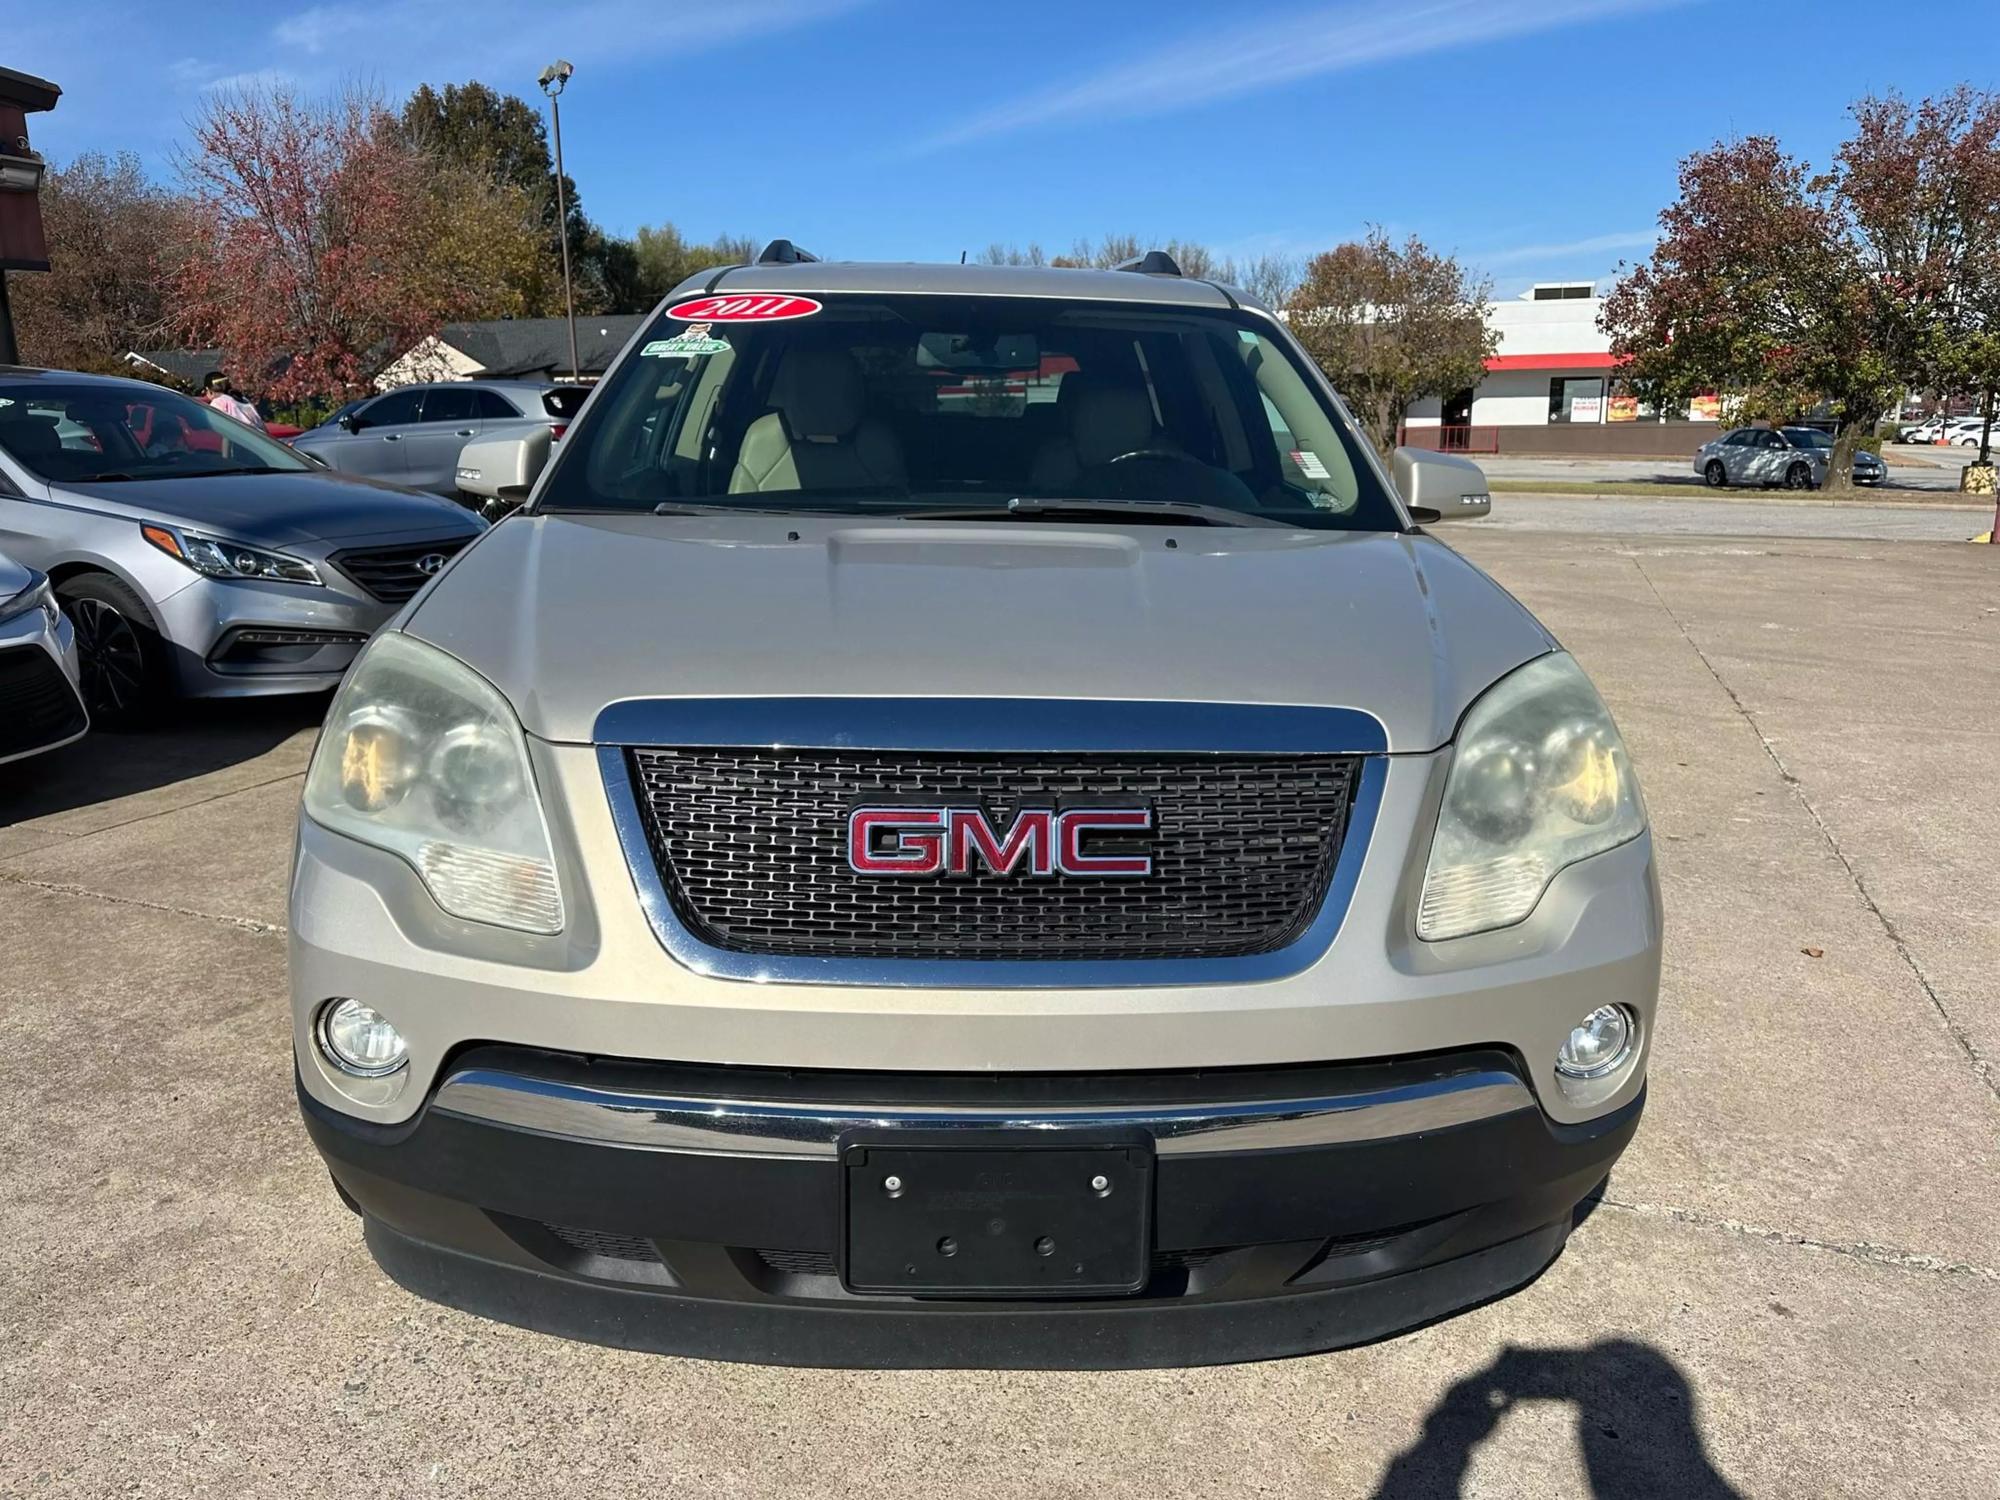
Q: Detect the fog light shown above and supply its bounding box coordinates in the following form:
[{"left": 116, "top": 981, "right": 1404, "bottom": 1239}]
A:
[
  {"left": 1556, "top": 1004, "right": 1633, "bottom": 1079},
  {"left": 318, "top": 998, "right": 407, "bottom": 1077}
]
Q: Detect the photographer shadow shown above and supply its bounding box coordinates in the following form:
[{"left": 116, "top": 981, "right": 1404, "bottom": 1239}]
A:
[{"left": 1372, "top": 1339, "right": 1745, "bottom": 1499}]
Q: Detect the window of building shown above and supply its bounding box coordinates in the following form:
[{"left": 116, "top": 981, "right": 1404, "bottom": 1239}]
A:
[
  {"left": 1548, "top": 377, "right": 1605, "bottom": 423},
  {"left": 1532, "top": 284, "right": 1595, "bottom": 301}
]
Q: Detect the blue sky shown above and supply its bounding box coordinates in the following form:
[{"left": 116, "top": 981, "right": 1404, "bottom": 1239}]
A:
[{"left": 13, "top": 0, "right": 1998, "bottom": 296}]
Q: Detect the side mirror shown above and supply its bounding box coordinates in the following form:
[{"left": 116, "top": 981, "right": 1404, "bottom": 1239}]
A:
[
  {"left": 455, "top": 430, "right": 552, "bottom": 503},
  {"left": 1391, "top": 446, "right": 1491, "bottom": 523},
  {"left": 338, "top": 412, "right": 363, "bottom": 433}
]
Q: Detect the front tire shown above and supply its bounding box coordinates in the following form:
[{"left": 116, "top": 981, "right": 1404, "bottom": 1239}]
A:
[
  {"left": 1784, "top": 462, "right": 1814, "bottom": 491},
  {"left": 1703, "top": 459, "right": 1727, "bottom": 488},
  {"left": 57, "top": 573, "right": 172, "bottom": 729}
]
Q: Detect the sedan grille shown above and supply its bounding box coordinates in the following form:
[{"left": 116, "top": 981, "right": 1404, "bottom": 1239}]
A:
[
  {"left": 327, "top": 535, "right": 473, "bottom": 604},
  {"left": 0, "top": 644, "right": 88, "bottom": 758},
  {"left": 625, "top": 747, "right": 1361, "bottom": 961}
]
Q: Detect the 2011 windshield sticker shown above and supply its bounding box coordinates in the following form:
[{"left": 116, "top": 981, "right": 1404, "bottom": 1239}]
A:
[
  {"left": 665, "top": 294, "right": 823, "bottom": 323},
  {"left": 1290, "top": 449, "right": 1332, "bottom": 480},
  {"left": 642, "top": 324, "right": 731, "bottom": 358}
]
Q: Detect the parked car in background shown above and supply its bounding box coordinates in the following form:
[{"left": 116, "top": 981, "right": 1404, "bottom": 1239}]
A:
[
  {"left": 1949, "top": 416, "right": 1994, "bottom": 447},
  {"left": 0, "top": 368, "right": 486, "bottom": 727},
  {"left": 1695, "top": 426, "right": 1885, "bottom": 489},
  {"left": 0, "top": 548, "right": 88, "bottom": 764},
  {"left": 289, "top": 380, "right": 575, "bottom": 499}
]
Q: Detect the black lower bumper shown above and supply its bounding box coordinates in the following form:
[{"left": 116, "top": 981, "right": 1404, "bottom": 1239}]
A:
[{"left": 300, "top": 1048, "right": 1641, "bottom": 1370}]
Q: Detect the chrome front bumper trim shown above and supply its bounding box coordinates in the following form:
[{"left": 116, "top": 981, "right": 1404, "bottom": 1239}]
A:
[{"left": 431, "top": 1061, "right": 1535, "bottom": 1160}]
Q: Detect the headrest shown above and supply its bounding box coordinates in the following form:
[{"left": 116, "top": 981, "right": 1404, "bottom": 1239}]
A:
[
  {"left": 771, "top": 348, "right": 866, "bottom": 441},
  {"left": 0, "top": 417, "right": 61, "bottom": 460},
  {"left": 1066, "top": 376, "right": 1156, "bottom": 467}
]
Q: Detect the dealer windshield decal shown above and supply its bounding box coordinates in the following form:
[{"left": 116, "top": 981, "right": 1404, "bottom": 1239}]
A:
[
  {"left": 642, "top": 324, "right": 731, "bottom": 358},
  {"left": 665, "top": 293, "right": 823, "bottom": 323}
]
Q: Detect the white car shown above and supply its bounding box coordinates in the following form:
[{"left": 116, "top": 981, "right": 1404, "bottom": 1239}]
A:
[{"left": 1949, "top": 417, "right": 1993, "bottom": 447}]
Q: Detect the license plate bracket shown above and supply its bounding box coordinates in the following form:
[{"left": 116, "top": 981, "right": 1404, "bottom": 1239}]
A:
[{"left": 840, "top": 1133, "right": 1153, "bottom": 1298}]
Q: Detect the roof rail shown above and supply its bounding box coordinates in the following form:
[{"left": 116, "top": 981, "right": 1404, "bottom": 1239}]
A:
[
  {"left": 757, "top": 239, "right": 820, "bottom": 265},
  {"left": 1114, "top": 250, "right": 1184, "bottom": 277}
]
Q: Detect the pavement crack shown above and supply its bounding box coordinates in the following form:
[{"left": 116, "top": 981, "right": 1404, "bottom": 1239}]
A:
[
  {"left": 0, "top": 870, "right": 285, "bottom": 937},
  {"left": 1628, "top": 555, "right": 1999, "bottom": 1108},
  {"left": 1596, "top": 1194, "right": 2000, "bottom": 1282},
  {"left": 1, "top": 769, "right": 306, "bottom": 855}
]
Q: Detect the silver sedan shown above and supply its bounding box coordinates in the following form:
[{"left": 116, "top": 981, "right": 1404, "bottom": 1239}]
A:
[
  {"left": 0, "top": 549, "right": 88, "bottom": 763},
  {"left": 0, "top": 369, "right": 486, "bottom": 728},
  {"left": 1695, "top": 426, "right": 1886, "bottom": 489}
]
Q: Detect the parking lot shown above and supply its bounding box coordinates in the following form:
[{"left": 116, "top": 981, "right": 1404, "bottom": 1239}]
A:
[{"left": 2, "top": 515, "right": 1996, "bottom": 1497}]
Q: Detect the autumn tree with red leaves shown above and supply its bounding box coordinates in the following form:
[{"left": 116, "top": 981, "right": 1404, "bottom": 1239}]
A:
[
  {"left": 1603, "top": 88, "right": 2000, "bottom": 491},
  {"left": 173, "top": 86, "right": 544, "bottom": 401}
]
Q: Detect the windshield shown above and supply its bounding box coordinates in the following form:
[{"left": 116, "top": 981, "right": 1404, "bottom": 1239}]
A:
[
  {"left": 535, "top": 293, "right": 1402, "bottom": 529},
  {"left": 0, "top": 382, "right": 312, "bottom": 483},
  {"left": 1782, "top": 428, "right": 1833, "bottom": 448}
]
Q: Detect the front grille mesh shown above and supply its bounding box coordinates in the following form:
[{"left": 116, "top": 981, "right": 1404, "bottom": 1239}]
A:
[
  {"left": 542, "top": 1223, "right": 658, "bottom": 1263},
  {"left": 328, "top": 535, "right": 472, "bottom": 603},
  {"left": 627, "top": 747, "right": 1360, "bottom": 961},
  {"left": 0, "top": 645, "right": 87, "bottom": 757}
]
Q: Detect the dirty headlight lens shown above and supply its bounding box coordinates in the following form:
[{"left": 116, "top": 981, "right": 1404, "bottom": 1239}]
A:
[
  {"left": 1418, "top": 652, "right": 1645, "bottom": 941},
  {"left": 304, "top": 633, "right": 563, "bottom": 933}
]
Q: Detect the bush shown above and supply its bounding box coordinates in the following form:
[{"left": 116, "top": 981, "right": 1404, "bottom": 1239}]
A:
[
  {"left": 1875, "top": 421, "right": 1904, "bottom": 441},
  {"left": 1856, "top": 435, "right": 1884, "bottom": 455}
]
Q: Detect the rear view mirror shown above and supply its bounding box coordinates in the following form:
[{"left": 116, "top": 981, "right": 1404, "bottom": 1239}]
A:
[
  {"left": 455, "top": 430, "right": 552, "bottom": 503},
  {"left": 1391, "top": 447, "right": 1491, "bottom": 523},
  {"left": 338, "top": 412, "right": 364, "bottom": 433}
]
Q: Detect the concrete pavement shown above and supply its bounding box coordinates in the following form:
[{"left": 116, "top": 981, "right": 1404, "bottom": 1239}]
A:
[
  {"left": 1482, "top": 443, "right": 1981, "bottom": 493},
  {"left": 2, "top": 529, "right": 1995, "bottom": 1498},
  {"left": 1477, "top": 492, "right": 1991, "bottom": 541}
]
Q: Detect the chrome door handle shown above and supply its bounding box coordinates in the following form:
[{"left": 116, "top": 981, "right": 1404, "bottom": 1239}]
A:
[
  {"left": 382, "top": 433, "right": 401, "bottom": 441},
  {"left": 455, "top": 429, "right": 476, "bottom": 437}
]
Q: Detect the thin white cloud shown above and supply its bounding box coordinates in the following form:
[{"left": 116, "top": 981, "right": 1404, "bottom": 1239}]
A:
[
  {"left": 917, "top": 0, "right": 1691, "bottom": 153},
  {"left": 200, "top": 68, "right": 297, "bottom": 95},
  {"left": 1471, "top": 230, "right": 1658, "bottom": 267}
]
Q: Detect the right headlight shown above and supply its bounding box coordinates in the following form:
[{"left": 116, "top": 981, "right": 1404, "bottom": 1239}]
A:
[
  {"left": 303, "top": 632, "right": 564, "bottom": 934},
  {"left": 1418, "top": 652, "right": 1646, "bottom": 942}
]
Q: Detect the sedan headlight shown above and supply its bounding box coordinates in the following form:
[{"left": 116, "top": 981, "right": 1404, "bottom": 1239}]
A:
[
  {"left": 0, "top": 570, "right": 58, "bottom": 628},
  {"left": 303, "top": 632, "right": 564, "bottom": 933},
  {"left": 1418, "top": 652, "right": 1646, "bottom": 941},
  {"left": 142, "top": 522, "right": 321, "bottom": 585}
]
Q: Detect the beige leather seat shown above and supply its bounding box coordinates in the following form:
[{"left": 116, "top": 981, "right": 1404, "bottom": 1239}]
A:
[
  {"left": 1028, "top": 373, "right": 1180, "bottom": 490},
  {"left": 729, "top": 348, "right": 906, "bottom": 495}
]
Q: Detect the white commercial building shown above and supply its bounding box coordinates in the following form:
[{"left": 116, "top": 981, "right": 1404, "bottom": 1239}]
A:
[{"left": 1401, "top": 284, "right": 1717, "bottom": 451}]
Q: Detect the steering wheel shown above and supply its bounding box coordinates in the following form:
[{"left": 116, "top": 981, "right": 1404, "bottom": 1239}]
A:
[{"left": 1107, "top": 447, "right": 1196, "bottom": 466}]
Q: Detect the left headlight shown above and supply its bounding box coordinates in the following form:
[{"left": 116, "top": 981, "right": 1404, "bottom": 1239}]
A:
[
  {"left": 1418, "top": 652, "right": 1646, "bottom": 942},
  {"left": 142, "top": 522, "right": 321, "bottom": 585},
  {"left": 303, "top": 632, "right": 564, "bottom": 934},
  {"left": 0, "top": 570, "right": 58, "bottom": 628}
]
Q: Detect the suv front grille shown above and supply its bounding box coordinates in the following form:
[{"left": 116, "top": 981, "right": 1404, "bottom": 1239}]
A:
[
  {"left": 0, "top": 644, "right": 88, "bottom": 757},
  {"left": 626, "top": 747, "right": 1360, "bottom": 961},
  {"left": 328, "top": 536, "right": 472, "bottom": 603}
]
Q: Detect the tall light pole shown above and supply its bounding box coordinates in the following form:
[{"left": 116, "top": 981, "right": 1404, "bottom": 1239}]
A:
[{"left": 538, "top": 59, "right": 580, "bottom": 385}]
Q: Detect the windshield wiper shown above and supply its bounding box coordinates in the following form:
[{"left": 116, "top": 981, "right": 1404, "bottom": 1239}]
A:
[
  {"left": 79, "top": 471, "right": 147, "bottom": 483},
  {"left": 893, "top": 497, "right": 1288, "bottom": 528}
]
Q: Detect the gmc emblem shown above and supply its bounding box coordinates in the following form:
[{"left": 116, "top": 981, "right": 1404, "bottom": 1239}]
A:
[{"left": 847, "top": 806, "right": 1154, "bottom": 878}]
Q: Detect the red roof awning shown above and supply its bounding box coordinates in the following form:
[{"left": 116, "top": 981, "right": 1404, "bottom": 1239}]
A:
[{"left": 1484, "top": 352, "right": 1627, "bottom": 372}]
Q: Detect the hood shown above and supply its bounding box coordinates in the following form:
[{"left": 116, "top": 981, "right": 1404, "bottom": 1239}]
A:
[
  {"left": 51, "top": 470, "right": 479, "bottom": 545},
  {"left": 404, "top": 515, "right": 1555, "bottom": 753}
]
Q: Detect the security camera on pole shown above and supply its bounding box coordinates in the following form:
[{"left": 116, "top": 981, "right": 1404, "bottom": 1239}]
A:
[{"left": 538, "top": 59, "right": 579, "bottom": 386}]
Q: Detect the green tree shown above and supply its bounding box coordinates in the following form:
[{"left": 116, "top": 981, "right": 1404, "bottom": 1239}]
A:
[
  {"left": 1603, "top": 90, "right": 2000, "bottom": 490},
  {"left": 1288, "top": 229, "right": 1496, "bottom": 455},
  {"left": 630, "top": 224, "right": 760, "bottom": 306}
]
